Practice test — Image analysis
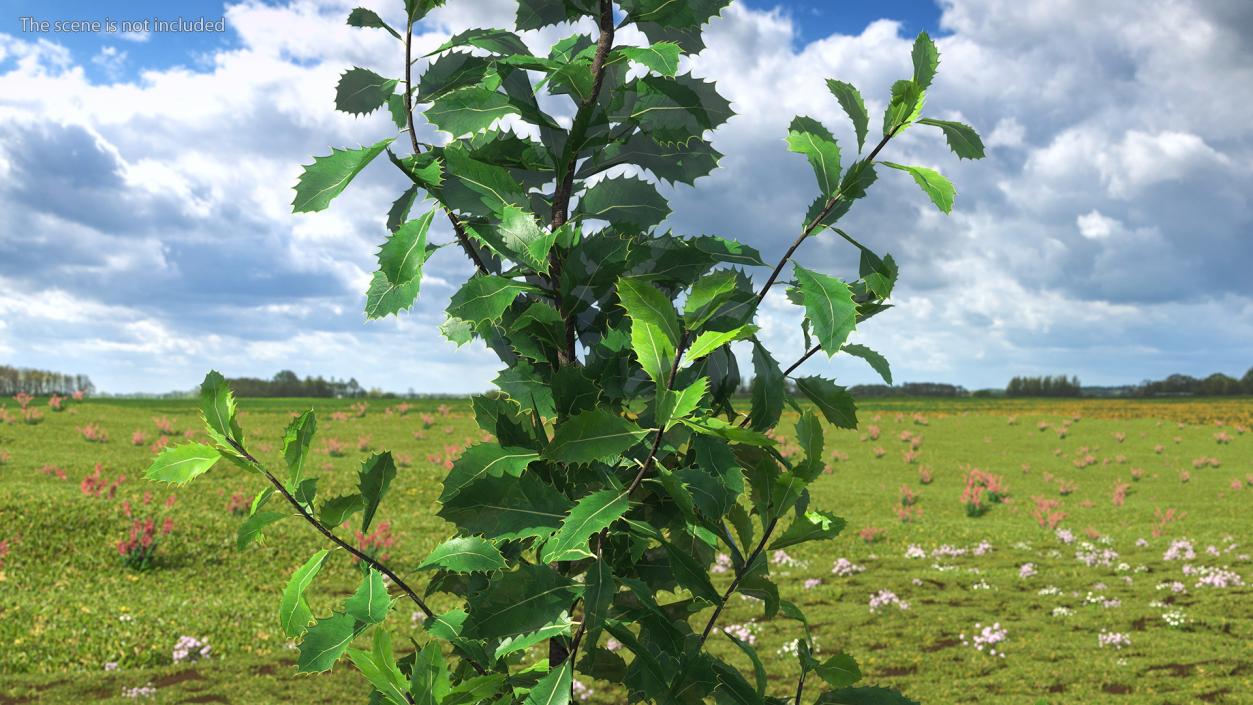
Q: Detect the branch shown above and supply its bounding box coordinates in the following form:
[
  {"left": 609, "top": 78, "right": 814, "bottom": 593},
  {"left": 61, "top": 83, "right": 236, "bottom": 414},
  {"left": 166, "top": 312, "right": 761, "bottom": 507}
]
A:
[
  {"left": 697, "top": 516, "right": 779, "bottom": 645},
  {"left": 752, "top": 128, "right": 899, "bottom": 309},
  {"left": 403, "top": 21, "right": 490, "bottom": 275},
  {"left": 225, "top": 439, "right": 487, "bottom": 675}
]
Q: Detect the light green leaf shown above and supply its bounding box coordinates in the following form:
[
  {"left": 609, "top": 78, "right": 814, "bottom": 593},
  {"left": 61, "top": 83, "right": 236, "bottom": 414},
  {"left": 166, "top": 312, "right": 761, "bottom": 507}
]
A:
[
  {"left": 282, "top": 410, "right": 316, "bottom": 491},
  {"left": 880, "top": 161, "right": 955, "bottom": 213},
  {"left": 411, "top": 641, "right": 451, "bottom": 705},
  {"left": 493, "top": 205, "right": 557, "bottom": 272},
  {"left": 770, "top": 510, "right": 847, "bottom": 550},
  {"left": 543, "top": 409, "right": 650, "bottom": 465},
  {"left": 617, "top": 276, "right": 680, "bottom": 383},
  {"left": 237, "top": 510, "right": 285, "bottom": 550},
  {"left": 297, "top": 612, "right": 359, "bottom": 673},
  {"left": 279, "top": 549, "right": 330, "bottom": 638},
  {"left": 882, "top": 80, "right": 925, "bottom": 136},
  {"left": 787, "top": 116, "right": 842, "bottom": 196},
  {"left": 917, "top": 118, "right": 985, "bottom": 160},
  {"left": 523, "top": 660, "right": 572, "bottom": 705},
  {"left": 842, "top": 343, "right": 892, "bottom": 384},
  {"left": 685, "top": 325, "right": 757, "bottom": 364},
  {"left": 419, "top": 536, "right": 508, "bottom": 573},
  {"left": 335, "top": 67, "right": 397, "bottom": 117},
  {"left": 199, "top": 370, "right": 242, "bottom": 449},
  {"left": 574, "top": 175, "right": 671, "bottom": 231},
  {"left": 794, "top": 376, "right": 858, "bottom": 429},
  {"left": 826, "top": 79, "right": 869, "bottom": 152},
  {"left": 292, "top": 139, "right": 393, "bottom": 213},
  {"left": 345, "top": 567, "right": 390, "bottom": 625},
  {"left": 378, "top": 209, "right": 435, "bottom": 285},
  {"left": 365, "top": 270, "right": 420, "bottom": 319},
  {"left": 540, "top": 489, "right": 630, "bottom": 562},
  {"left": 618, "top": 42, "right": 681, "bottom": 76},
  {"left": 347, "top": 640, "right": 409, "bottom": 705},
  {"left": 793, "top": 266, "right": 857, "bottom": 355},
  {"left": 657, "top": 376, "right": 708, "bottom": 430},
  {"left": 911, "top": 31, "right": 939, "bottom": 89},
  {"left": 145, "top": 443, "right": 221, "bottom": 485},
  {"left": 358, "top": 452, "right": 396, "bottom": 532}
]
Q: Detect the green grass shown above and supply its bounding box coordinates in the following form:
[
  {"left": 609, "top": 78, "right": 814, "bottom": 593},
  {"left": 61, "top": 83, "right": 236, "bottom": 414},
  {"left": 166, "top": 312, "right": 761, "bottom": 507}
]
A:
[{"left": 0, "top": 396, "right": 1250, "bottom": 704}]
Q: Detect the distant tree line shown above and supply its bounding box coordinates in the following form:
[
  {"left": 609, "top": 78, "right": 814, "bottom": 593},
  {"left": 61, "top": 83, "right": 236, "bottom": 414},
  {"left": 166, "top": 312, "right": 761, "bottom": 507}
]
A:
[
  {"left": 1006, "top": 375, "right": 1082, "bottom": 397},
  {"left": 0, "top": 365, "right": 94, "bottom": 396},
  {"left": 1134, "top": 369, "right": 1253, "bottom": 397},
  {"left": 223, "top": 370, "right": 366, "bottom": 398},
  {"left": 848, "top": 382, "right": 969, "bottom": 398}
]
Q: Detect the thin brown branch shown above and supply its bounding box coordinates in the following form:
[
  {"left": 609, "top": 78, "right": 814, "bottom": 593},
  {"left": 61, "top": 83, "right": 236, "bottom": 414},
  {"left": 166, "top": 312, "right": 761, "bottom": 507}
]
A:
[{"left": 403, "top": 22, "right": 490, "bottom": 275}]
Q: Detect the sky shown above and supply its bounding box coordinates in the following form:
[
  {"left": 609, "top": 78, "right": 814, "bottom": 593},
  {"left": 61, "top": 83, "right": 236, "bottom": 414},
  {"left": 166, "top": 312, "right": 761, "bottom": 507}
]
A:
[{"left": 1, "top": 0, "right": 1251, "bottom": 395}]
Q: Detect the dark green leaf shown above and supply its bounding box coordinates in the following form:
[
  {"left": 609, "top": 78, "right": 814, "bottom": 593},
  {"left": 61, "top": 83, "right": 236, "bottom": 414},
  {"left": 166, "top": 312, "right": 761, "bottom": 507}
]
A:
[
  {"left": 419, "top": 536, "right": 508, "bottom": 573},
  {"left": 447, "top": 275, "right": 536, "bottom": 325},
  {"left": 578, "top": 132, "right": 721, "bottom": 186},
  {"left": 463, "top": 564, "right": 581, "bottom": 639},
  {"left": 438, "top": 443, "right": 539, "bottom": 502},
  {"left": 615, "top": 75, "right": 732, "bottom": 145},
  {"left": 411, "top": 641, "right": 451, "bottom": 704},
  {"left": 816, "top": 686, "right": 920, "bottom": 705},
  {"left": 540, "top": 489, "right": 630, "bottom": 562},
  {"left": 293, "top": 139, "right": 392, "bottom": 213},
  {"left": 574, "top": 175, "right": 671, "bottom": 231},
  {"left": 346, "top": 8, "right": 401, "bottom": 40},
  {"left": 237, "top": 510, "right": 286, "bottom": 550},
  {"left": 417, "top": 52, "right": 492, "bottom": 102},
  {"left": 543, "top": 409, "right": 650, "bottom": 465},
  {"left": 794, "top": 376, "right": 858, "bottom": 429},
  {"left": 336, "top": 67, "right": 397, "bottom": 117},
  {"left": 428, "top": 28, "right": 530, "bottom": 57},
  {"left": 320, "top": 493, "right": 364, "bottom": 527},
  {"left": 438, "top": 474, "right": 573, "bottom": 541},
  {"left": 358, "top": 452, "right": 396, "bottom": 532},
  {"left": 770, "top": 510, "right": 846, "bottom": 550},
  {"left": 377, "top": 209, "right": 435, "bottom": 285},
  {"left": 917, "top": 118, "right": 984, "bottom": 159},
  {"left": 811, "top": 651, "right": 862, "bottom": 689},
  {"left": 911, "top": 31, "right": 939, "bottom": 89},
  {"left": 282, "top": 410, "right": 317, "bottom": 491},
  {"left": 297, "top": 612, "right": 360, "bottom": 673},
  {"left": 365, "top": 270, "right": 420, "bottom": 319},
  {"left": 825, "top": 79, "right": 868, "bottom": 152},
  {"left": 842, "top": 343, "right": 892, "bottom": 384}
]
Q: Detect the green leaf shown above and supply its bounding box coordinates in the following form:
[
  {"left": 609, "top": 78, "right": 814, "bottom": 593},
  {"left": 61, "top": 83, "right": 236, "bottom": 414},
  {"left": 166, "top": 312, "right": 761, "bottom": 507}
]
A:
[
  {"left": 917, "top": 118, "right": 985, "bottom": 160},
  {"left": 620, "top": 0, "right": 732, "bottom": 29},
  {"left": 438, "top": 474, "right": 573, "bottom": 541},
  {"left": 493, "top": 614, "right": 575, "bottom": 660},
  {"left": 427, "top": 86, "right": 516, "bottom": 137},
  {"left": 492, "top": 205, "right": 557, "bottom": 272},
  {"left": 419, "top": 536, "right": 508, "bottom": 573},
  {"left": 443, "top": 142, "right": 528, "bottom": 216},
  {"left": 447, "top": 275, "right": 535, "bottom": 325},
  {"left": 377, "top": 209, "right": 435, "bottom": 285},
  {"left": 297, "top": 612, "right": 359, "bottom": 673},
  {"left": 540, "top": 489, "right": 630, "bottom": 562},
  {"left": 319, "top": 493, "right": 365, "bottom": 527},
  {"left": 346, "top": 567, "right": 390, "bottom": 625},
  {"left": 463, "top": 564, "right": 581, "bottom": 640},
  {"left": 346, "top": 8, "right": 401, "bottom": 40},
  {"left": 794, "top": 376, "right": 858, "bottom": 429},
  {"left": 428, "top": 28, "right": 530, "bottom": 57},
  {"left": 825, "top": 79, "right": 869, "bottom": 152},
  {"left": 617, "top": 275, "right": 680, "bottom": 383},
  {"left": 199, "top": 370, "right": 242, "bottom": 449},
  {"left": 574, "top": 175, "right": 671, "bottom": 231},
  {"left": 724, "top": 630, "right": 767, "bottom": 696},
  {"left": 787, "top": 116, "right": 842, "bottom": 196},
  {"left": 335, "top": 67, "right": 397, "bottom": 117},
  {"left": 386, "top": 185, "right": 419, "bottom": 234},
  {"left": 618, "top": 42, "right": 681, "bottom": 77},
  {"left": 911, "top": 31, "right": 939, "bottom": 89},
  {"left": 417, "top": 51, "right": 492, "bottom": 102},
  {"left": 495, "top": 362, "right": 557, "bottom": 419},
  {"left": 685, "top": 325, "right": 757, "bottom": 364},
  {"left": 440, "top": 316, "right": 474, "bottom": 346},
  {"left": 615, "top": 75, "right": 732, "bottom": 145},
  {"left": 411, "top": 641, "right": 451, "bottom": 704},
  {"left": 842, "top": 343, "right": 892, "bottom": 384},
  {"left": 348, "top": 637, "right": 409, "bottom": 705},
  {"left": 770, "top": 510, "right": 846, "bottom": 550},
  {"left": 583, "top": 558, "right": 615, "bottom": 646},
  {"left": 882, "top": 80, "right": 924, "bottom": 136},
  {"left": 524, "top": 660, "right": 572, "bottom": 705},
  {"left": 880, "top": 161, "right": 955, "bottom": 213},
  {"left": 683, "top": 416, "right": 775, "bottom": 447},
  {"left": 658, "top": 376, "right": 708, "bottom": 430},
  {"left": 516, "top": 0, "right": 584, "bottom": 30},
  {"left": 750, "top": 342, "right": 784, "bottom": 432},
  {"left": 816, "top": 686, "right": 920, "bottom": 705},
  {"left": 237, "top": 510, "right": 285, "bottom": 550},
  {"left": 282, "top": 410, "right": 316, "bottom": 491},
  {"left": 661, "top": 538, "right": 721, "bottom": 603},
  {"left": 543, "top": 409, "right": 650, "bottom": 465},
  {"left": 793, "top": 266, "right": 857, "bottom": 355},
  {"left": 794, "top": 410, "right": 825, "bottom": 481},
  {"left": 145, "top": 443, "right": 221, "bottom": 485},
  {"left": 280, "top": 549, "right": 330, "bottom": 638},
  {"left": 405, "top": 0, "right": 446, "bottom": 23},
  {"left": 439, "top": 444, "right": 539, "bottom": 502},
  {"left": 292, "top": 139, "right": 393, "bottom": 213},
  {"left": 577, "top": 132, "right": 722, "bottom": 186},
  {"left": 358, "top": 452, "right": 396, "bottom": 532},
  {"left": 365, "top": 270, "right": 420, "bottom": 320},
  {"left": 811, "top": 651, "right": 863, "bottom": 689}
]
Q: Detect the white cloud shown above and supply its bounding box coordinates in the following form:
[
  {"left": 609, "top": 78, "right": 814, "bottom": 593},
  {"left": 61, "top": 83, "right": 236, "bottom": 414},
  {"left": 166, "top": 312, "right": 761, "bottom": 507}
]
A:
[{"left": 1, "top": 0, "right": 1250, "bottom": 393}]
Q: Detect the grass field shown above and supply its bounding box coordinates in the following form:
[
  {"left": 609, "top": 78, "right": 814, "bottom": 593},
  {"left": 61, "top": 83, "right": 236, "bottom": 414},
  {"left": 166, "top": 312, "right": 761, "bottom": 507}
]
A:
[{"left": 0, "top": 395, "right": 1250, "bottom": 704}]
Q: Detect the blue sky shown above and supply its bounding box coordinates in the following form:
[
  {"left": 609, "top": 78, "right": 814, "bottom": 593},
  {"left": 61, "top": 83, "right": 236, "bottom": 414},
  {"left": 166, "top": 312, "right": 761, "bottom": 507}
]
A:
[{"left": 2, "top": 0, "right": 1252, "bottom": 394}]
